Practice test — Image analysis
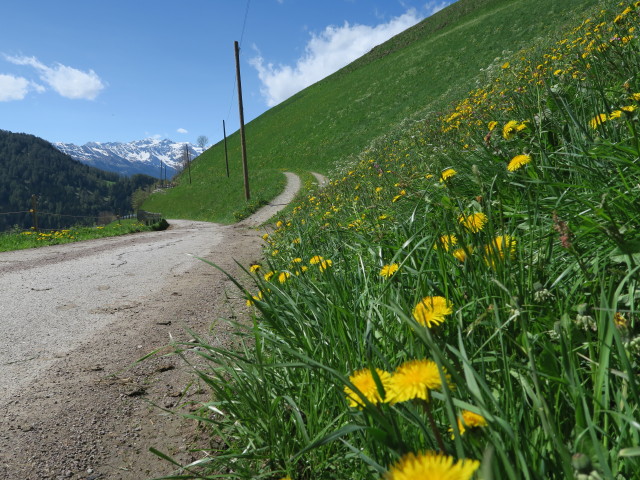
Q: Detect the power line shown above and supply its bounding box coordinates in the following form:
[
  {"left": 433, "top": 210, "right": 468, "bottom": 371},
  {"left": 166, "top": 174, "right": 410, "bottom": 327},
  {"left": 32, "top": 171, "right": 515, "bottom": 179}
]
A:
[{"left": 226, "top": 0, "right": 252, "bottom": 123}]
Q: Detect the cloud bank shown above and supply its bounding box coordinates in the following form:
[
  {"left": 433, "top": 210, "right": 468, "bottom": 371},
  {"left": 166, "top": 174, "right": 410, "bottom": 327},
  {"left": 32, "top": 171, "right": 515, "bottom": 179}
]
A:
[
  {"left": 2, "top": 55, "right": 105, "bottom": 100},
  {"left": 250, "top": 9, "right": 422, "bottom": 107}
]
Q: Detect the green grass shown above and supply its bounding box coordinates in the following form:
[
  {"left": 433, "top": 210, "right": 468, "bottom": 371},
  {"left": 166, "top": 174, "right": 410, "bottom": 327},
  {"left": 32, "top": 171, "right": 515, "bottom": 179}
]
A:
[
  {"left": 155, "top": 1, "right": 640, "bottom": 478},
  {"left": 143, "top": 0, "right": 599, "bottom": 225},
  {"left": 0, "top": 219, "right": 157, "bottom": 252}
]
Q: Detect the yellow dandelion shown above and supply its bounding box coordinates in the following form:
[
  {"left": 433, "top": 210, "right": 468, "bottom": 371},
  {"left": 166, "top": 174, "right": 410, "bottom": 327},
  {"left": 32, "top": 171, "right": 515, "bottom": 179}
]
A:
[
  {"left": 456, "top": 410, "right": 488, "bottom": 436},
  {"left": 385, "top": 451, "right": 480, "bottom": 480},
  {"left": 484, "top": 235, "right": 517, "bottom": 268},
  {"left": 609, "top": 110, "right": 623, "bottom": 120},
  {"left": 309, "top": 255, "right": 324, "bottom": 265},
  {"left": 262, "top": 233, "right": 269, "bottom": 241},
  {"left": 380, "top": 263, "right": 399, "bottom": 279},
  {"left": 507, "top": 154, "right": 531, "bottom": 172},
  {"left": 276, "top": 220, "right": 284, "bottom": 228},
  {"left": 412, "top": 296, "right": 453, "bottom": 328},
  {"left": 386, "top": 359, "right": 449, "bottom": 404},
  {"left": 621, "top": 105, "right": 637, "bottom": 113},
  {"left": 344, "top": 368, "right": 391, "bottom": 409},
  {"left": 501, "top": 61, "right": 510, "bottom": 69},
  {"left": 291, "top": 257, "right": 303, "bottom": 264},
  {"left": 630, "top": 92, "right": 640, "bottom": 101},
  {"left": 589, "top": 113, "right": 608, "bottom": 129},
  {"left": 502, "top": 120, "right": 520, "bottom": 140},
  {"left": 264, "top": 271, "right": 275, "bottom": 282},
  {"left": 278, "top": 271, "right": 291, "bottom": 284},
  {"left": 488, "top": 120, "right": 498, "bottom": 131},
  {"left": 319, "top": 259, "right": 333, "bottom": 272},
  {"left": 440, "top": 168, "right": 457, "bottom": 182},
  {"left": 452, "top": 246, "right": 472, "bottom": 262},
  {"left": 245, "top": 291, "right": 263, "bottom": 307},
  {"left": 434, "top": 234, "right": 458, "bottom": 251},
  {"left": 458, "top": 212, "right": 488, "bottom": 233},
  {"left": 249, "top": 263, "right": 261, "bottom": 273}
]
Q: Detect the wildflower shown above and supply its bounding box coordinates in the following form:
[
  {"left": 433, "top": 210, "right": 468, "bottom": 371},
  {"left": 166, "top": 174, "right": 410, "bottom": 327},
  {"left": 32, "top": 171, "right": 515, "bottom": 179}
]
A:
[
  {"left": 458, "top": 212, "right": 488, "bottom": 233},
  {"left": 484, "top": 235, "right": 516, "bottom": 268},
  {"left": 589, "top": 113, "right": 608, "bottom": 129},
  {"left": 276, "top": 220, "right": 284, "bottom": 228},
  {"left": 380, "top": 263, "right": 399, "bottom": 279},
  {"left": 452, "top": 246, "right": 472, "bottom": 262},
  {"left": 264, "top": 271, "right": 275, "bottom": 282},
  {"left": 434, "top": 234, "right": 458, "bottom": 251},
  {"left": 614, "top": 312, "right": 628, "bottom": 330},
  {"left": 386, "top": 359, "right": 449, "bottom": 404},
  {"left": 309, "top": 255, "right": 324, "bottom": 265},
  {"left": 631, "top": 92, "right": 640, "bottom": 101},
  {"left": 412, "top": 296, "right": 453, "bottom": 328},
  {"left": 291, "top": 257, "right": 303, "bottom": 264},
  {"left": 392, "top": 190, "right": 406, "bottom": 202},
  {"left": 440, "top": 168, "right": 457, "bottom": 182},
  {"left": 262, "top": 233, "right": 269, "bottom": 241},
  {"left": 318, "top": 259, "right": 333, "bottom": 272},
  {"left": 455, "top": 410, "right": 488, "bottom": 436},
  {"left": 502, "top": 120, "right": 520, "bottom": 140},
  {"left": 278, "top": 271, "right": 291, "bottom": 284},
  {"left": 385, "top": 451, "right": 480, "bottom": 480},
  {"left": 488, "top": 120, "right": 498, "bottom": 131},
  {"left": 621, "top": 105, "right": 637, "bottom": 113},
  {"left": 501, "top": 61, "right": 510, "bottom": 69},
  {"left": 344, "top": 368, "right": 391, "bottom": 409},
  {"left": 609, "top": 110, "right": 623, "bottom": 120},
  {"left": 249, "top": 263, "right": 261, "bottom": 273},
  {"left": 507, "top": 154, "right": 531, "bottom": 171},
  {"left": 246, "top": 291, "right": 263, "bottom": 306}
]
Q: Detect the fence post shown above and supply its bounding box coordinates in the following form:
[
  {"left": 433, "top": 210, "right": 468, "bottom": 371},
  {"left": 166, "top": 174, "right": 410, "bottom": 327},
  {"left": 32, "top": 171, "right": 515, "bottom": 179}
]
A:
[{"left": 30, "top": 194, "right": 39, "bottom": 232}]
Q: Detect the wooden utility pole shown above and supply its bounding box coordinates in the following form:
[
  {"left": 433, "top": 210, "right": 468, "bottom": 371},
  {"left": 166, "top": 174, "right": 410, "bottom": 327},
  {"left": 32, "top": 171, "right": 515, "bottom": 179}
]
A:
[
  {"left": 234, "top": 40, "right": 250, "bottom": 200},
  {"left": 222, "top": 120, "right": 230, "bottom": 178},
  {"left": 184, "top": 144, "right": 192, "bottom": 184}
]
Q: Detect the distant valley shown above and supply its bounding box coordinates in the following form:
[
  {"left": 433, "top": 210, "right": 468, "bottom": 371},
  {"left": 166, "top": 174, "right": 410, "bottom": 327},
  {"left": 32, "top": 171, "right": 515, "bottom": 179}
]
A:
[{"left": 54, "top": 138, "right": 203, "bottom": 178}]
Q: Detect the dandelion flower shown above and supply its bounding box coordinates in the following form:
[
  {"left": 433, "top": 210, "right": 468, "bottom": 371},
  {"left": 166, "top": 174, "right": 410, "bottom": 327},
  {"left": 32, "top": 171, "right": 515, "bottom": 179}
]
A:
[
  {"left": 434, "top": 234, "right": 458, "bottom": 251},
  {"left": 246, "top": 291, "right": 263, "bottom": 307},
  {"left": 484, "top": 235, "right": 517, "bottom": 268},
  {"left": 262, "top": 233, "right": 270, "bottom": 241},
  {"left": 621, "top": 105, "right": 637, "bottom": 113},
  {"left": 440, "top": 168, "right": 457, "bottom": 182},
  {"left": 249, "top": 264, "right": 261, "bottom": 273},
  {"left": 507, "top": 154, "right": 531, "bottom": 171},
  {"left": 386, "top": 359, "right": 449, "bottom": 404},
  {"left": 589, "top": 113, "right": 608, "bottom": 129},
  {"left": 344, "top": 368, "right": 391, "bottom": 409},
  {"left": 458, "top": 212, "right": 488, "bottom": 233},
  {"left": 278, "top": 271, "right": 291, "bottom": 284},
  {"left": 264, "top": 271, "right": 275, "bottom": 282},
  {"left": 631, "top": 92, "right": 640, "bottom": 101},
  {"left": 380, "top": 263, "right": 399, "bottom": 279},
  {"left": 488, "top": 120, "right": 498, "bottom": 131},
  {"left": 385, "top": 451, "right": 480, "bottom": 480},
  {"left": 412, "top": 296, "right": 453, "bottom": 328},
  {"left": 309, "top": 255, "right": 324, "bottom": 265},
  {"left": 502, "top": 120, "right": 520, "bottom": 140},
  {"left": 452, "top": 246, "right": 472, "bottom": 262},
  {"left": 319, "top": 259, "right": 333, "bottom": 272},
  {"left": 456, "top": 410, "right": 488, "bottom": 436},
  {"left": 609, "top": 110, "right": 623, "bottom": 120}
]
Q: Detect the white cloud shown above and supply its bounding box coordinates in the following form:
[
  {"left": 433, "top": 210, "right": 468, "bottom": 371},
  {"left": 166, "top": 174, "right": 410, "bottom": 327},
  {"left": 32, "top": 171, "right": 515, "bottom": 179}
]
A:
[
  {"left": 0, "top": 74, "right": 31, "bottom": 101},
  {"left": 250, "top": 10, "right": 422, "bottom": 107},
  {"left": 177, "top": 128, "right": 188, "bottom": 134},
  {"left": 4, "top": 55, "right": 105, "bottom": 100},
  {"left": 425, "top": 1, "right": 449, "bottom": 16}
]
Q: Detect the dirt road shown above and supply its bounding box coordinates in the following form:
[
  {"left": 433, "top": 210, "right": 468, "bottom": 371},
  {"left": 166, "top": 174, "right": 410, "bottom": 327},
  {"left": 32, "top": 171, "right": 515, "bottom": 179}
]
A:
[{"left": 0, "top": 172, "right": 316, "bottom": 479}]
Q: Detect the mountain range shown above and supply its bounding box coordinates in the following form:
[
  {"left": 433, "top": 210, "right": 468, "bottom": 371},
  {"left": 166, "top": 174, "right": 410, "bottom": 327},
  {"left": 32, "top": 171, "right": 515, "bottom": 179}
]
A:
[{"left": 54, "top": 138, "right": 203, "bottom": 178}]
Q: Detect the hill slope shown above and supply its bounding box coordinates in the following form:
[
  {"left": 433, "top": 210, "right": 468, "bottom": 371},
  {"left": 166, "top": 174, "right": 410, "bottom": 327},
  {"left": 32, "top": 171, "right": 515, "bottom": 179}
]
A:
[
  {"left": 143, "top": 0, "right": 600, "bottom": 223},
  {"left": 0, "top": 130, "right": 156, "bottom": 231}
]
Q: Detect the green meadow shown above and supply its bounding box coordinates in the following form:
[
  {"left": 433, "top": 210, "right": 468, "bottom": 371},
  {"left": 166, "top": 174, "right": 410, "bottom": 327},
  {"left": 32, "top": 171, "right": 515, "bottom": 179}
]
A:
[{"left": 152, "top": 0, "right": 639, "bottom": 478}]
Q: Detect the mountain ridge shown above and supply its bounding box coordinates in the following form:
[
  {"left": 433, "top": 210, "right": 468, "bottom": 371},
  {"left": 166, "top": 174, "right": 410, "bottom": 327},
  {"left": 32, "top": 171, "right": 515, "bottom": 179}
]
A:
[{"left": 54, "top": 138, "right": 203, "bottom": 178}]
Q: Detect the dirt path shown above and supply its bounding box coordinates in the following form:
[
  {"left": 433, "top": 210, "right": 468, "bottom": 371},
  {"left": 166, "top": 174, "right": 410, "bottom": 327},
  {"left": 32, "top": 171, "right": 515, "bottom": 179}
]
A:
[{"left": 0, "top": 171, "right": 322, "bottom": 480}]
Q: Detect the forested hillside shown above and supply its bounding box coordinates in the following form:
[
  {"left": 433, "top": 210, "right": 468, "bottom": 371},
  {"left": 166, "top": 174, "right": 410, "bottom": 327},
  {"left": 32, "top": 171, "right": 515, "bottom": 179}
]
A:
[{"left": 0, "top": 130, "right": 156, "bottom": 231}]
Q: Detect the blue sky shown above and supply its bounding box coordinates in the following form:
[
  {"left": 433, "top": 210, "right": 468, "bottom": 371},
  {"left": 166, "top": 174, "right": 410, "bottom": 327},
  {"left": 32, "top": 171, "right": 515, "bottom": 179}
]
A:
[{"left": 0, "top": 0, "right": 455, "bottom": 146}]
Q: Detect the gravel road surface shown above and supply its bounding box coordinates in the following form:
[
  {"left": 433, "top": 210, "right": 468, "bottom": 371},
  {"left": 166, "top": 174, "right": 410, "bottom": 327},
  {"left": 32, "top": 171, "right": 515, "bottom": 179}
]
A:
[{"left": 0, "top": 172, "right": 321, "bottom": 480}]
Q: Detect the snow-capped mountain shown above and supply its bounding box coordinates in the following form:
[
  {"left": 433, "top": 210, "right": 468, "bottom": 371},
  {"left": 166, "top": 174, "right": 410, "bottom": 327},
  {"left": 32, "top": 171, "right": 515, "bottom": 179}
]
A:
[{"left": 53, "top": 138, "right": 203, "bottom": 178}]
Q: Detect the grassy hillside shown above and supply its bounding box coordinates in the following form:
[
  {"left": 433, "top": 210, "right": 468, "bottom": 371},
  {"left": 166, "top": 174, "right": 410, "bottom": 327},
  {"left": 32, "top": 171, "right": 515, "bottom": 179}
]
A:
[
  {"left": 143, "top": 0, "right": 599, "bottom": 224},
  {"left": 158, "top": 0, "right": 640, "bottom": 478}
]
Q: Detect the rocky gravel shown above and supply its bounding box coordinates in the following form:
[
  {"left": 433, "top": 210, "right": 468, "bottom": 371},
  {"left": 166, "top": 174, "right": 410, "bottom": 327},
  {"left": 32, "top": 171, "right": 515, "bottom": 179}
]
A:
[{"left": 0, "top": 172, "right": 313, "bottom": 479}]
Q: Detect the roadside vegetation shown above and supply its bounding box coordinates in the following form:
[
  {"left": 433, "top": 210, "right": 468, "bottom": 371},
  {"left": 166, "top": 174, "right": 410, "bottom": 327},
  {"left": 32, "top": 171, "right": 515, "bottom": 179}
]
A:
[
  {"left": 164, "top": 1, "right": 640, "bottom": 479},
  {"left": 0, "top": 220, "right": 158, "bottom": 252}
]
